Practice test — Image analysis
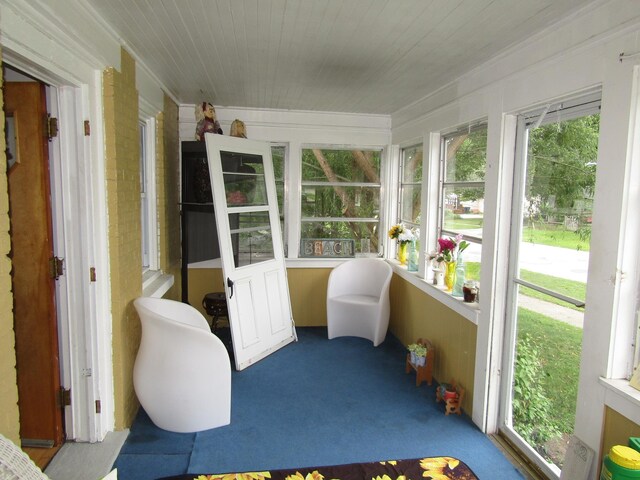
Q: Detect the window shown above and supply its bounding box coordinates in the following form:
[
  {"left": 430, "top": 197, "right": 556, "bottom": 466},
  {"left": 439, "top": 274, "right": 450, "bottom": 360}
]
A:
[
  {"left": 439, "top": 124, "right": 487, "bottom": 280},
  {"left": 271, "top": 144, "right": 287, "bottom": 250},
  {"left": 139, "top": 119, "right": 158, "bottom": 272},
  {"left": 300, "top": 146, "right": 382, "bottom": 256},
  {"left": 399, "top": 144, "right": 423, "bottom": 230}
]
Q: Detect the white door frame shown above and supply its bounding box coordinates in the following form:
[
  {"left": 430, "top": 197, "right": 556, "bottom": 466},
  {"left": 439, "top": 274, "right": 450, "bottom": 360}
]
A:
[{"left": 3, "top": 54, "right": 112, "bottom": 442}]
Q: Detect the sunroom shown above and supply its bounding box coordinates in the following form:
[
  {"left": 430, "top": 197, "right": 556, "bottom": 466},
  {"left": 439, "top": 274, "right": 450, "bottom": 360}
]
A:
[{"left": 1, "top": 1, "right": 640, "bottom": 479}]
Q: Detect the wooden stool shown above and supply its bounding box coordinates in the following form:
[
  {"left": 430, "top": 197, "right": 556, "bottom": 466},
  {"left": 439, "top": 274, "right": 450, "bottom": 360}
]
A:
[
  {"left": 436, "top": 379, "right": 465, "bottom": 416},
  {"left": 202, "top": 292, "right": 229, "bottom": 333},
  {"left": 405, "top": 338, "right": 434, "bottom": 386}
]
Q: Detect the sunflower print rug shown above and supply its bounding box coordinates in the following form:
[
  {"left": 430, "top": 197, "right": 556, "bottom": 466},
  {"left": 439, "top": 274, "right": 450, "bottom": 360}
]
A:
[{"left": 158, "top": 456, "right": 479, "bottom": 480}]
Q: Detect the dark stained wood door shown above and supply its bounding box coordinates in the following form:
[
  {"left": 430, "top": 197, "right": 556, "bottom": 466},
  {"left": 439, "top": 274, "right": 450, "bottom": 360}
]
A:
[{"left": 5, "top": 81, "right": 64, "bottom": 447}]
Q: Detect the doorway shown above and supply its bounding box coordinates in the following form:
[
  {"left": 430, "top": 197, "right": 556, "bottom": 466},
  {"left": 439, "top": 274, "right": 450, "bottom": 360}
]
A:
[
  {"left": 3, "top": 68, "right": 64, "bottom": 464},
  {"left": 500, "top": 92, "right": 601, "bottom": 478}
]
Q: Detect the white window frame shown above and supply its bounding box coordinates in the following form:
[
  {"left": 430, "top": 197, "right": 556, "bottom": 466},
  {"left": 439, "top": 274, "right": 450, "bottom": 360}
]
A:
[
  {"left": 271, "top": 143, "right": 288, "bottom": 255},
  {"left": 140, "top": 118, "right": 158, "bottom": 273}
]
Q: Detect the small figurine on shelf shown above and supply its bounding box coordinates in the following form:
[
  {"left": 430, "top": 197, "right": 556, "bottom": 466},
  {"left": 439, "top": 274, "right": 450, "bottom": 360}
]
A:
[
  {"left": 195, "top": 102, "right": 223, "bottom": 141},
  {"left": 229, "top": 119, "right": 247, "bottom": 138}
]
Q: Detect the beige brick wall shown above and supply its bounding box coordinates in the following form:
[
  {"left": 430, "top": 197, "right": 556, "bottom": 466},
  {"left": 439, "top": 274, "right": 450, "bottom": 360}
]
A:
[
  {"left": 103, "top": 48, "right": 143, "bottom": 429},
  {"left": 157, "top": 94, "right": 181, "bottom": 301},
  {"left": 0, "top": 47, "right": 21, "bottom": 443}
]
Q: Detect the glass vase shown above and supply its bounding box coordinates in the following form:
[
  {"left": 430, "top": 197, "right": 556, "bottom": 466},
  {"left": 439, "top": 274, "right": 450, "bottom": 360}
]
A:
[
  {"left": 407, "top": 240, "right": 418, "bottom": 272},
  {"left": 444, "top": 261, "right": 456, "bottom": 291},
  {"left": 398, "top": 242, "right": 408, "bottom": 265},
  {"left": 452, "top": 255, "right": 466, "bottom": 297}
]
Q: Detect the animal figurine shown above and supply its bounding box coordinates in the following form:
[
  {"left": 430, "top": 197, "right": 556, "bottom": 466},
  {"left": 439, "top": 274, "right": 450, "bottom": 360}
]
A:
[{"left": 195, "top": 102, "right": 223, "bottom": 140}]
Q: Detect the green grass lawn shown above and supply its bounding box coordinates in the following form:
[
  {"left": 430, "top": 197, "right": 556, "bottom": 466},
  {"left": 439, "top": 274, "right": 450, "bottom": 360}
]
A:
[
  {"left": 522, "top": 225, "right": 590, "bottom": 252},
  {"left": 517, "top": 307, "right": 583, "bottom": 435}
]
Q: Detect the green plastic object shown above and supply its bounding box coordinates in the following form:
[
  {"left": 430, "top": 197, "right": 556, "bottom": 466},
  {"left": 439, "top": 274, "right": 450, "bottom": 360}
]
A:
[
  {"left": 600, "top": 445, "right": 640, "bottom": 480},
  {"left": 629, "top": 437, "right": 640, "bottom": 454}
]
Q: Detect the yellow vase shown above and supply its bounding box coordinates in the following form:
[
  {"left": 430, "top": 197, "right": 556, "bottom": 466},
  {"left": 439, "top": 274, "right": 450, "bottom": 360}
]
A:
[
  {"left": 444, "top": 261, "right": 456, "bottom": 291},
  {"left": 398, "top": 242, "right": 408, "bottom": 265}
]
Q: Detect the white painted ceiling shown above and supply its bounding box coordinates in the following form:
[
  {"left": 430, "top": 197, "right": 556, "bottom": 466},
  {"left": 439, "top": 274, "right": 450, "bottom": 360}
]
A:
[{"left": 85, "top": 0, "right": 594, "bottom": 115}]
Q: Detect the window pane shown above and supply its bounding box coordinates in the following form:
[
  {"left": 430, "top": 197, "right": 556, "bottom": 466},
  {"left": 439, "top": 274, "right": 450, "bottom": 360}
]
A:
[
  {"left": 301, "top": 148, "right": 381, "bottom": 182},
  {"left": 301, "top": 186, "right": 380, "bottom": 218},
  {"left": 229, "top": 212, "right": 274, "bottom": 267},
  {"left": 444, "top": 127, "right": 487, "bottom": 183},
  {"left": 271, "top": 145, "right": 285, "bottom": 216},
  {"left": 402, "top": 145, "right": 422, "bottom": 183},
  {"left": 400, "top": 144, "right": 422, "bottom": 227},
  {"left": 221, "top": 151, "right": 267, "bottom": 207},
  {"left": 301, "top": 221, "right": 379, "bottom": 254},
  {"left": 442, "top": 185, "right": 484, "bottom": 239},
  {"left": 400, "top": 184, "right": 421, "bottom": 225}
]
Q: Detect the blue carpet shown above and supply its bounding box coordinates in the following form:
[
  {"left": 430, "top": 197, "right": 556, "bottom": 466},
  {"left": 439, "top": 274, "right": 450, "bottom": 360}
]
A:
[{"left": 113, "top": 328, "right": 523, "bottom": 479}]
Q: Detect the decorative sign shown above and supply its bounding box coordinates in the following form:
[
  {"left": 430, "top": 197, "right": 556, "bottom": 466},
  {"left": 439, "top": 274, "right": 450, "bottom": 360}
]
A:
[{"left": 300, "top": 238, "right": 355, "bottom": 258}]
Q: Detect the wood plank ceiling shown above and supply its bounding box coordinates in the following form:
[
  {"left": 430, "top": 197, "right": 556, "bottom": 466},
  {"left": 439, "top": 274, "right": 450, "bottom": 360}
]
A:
[{"left": 85, "top": 0, "right": 594, "bottom": 115}]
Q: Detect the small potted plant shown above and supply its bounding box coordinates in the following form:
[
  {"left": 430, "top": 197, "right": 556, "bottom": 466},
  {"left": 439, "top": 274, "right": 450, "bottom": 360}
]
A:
[{"left": 407, "top": 343, "right": 427, "bottom": 367}]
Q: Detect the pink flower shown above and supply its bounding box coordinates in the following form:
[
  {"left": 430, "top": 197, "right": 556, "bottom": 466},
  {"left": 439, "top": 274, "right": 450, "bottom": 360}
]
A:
[{"left": 438, "top": 238, "right": 456, "bottom": 252}]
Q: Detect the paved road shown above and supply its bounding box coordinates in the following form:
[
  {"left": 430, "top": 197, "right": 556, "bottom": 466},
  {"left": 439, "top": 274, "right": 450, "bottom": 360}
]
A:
[{"left": 518, "top": 242, "right": 589, "bottom": 283}]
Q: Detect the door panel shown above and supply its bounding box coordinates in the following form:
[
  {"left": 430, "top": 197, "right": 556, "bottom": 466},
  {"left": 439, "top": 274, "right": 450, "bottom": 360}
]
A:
[
  {"left": 5, "top": 81, "right": 63, "bottom": 446},
  {"left": 205, "top": 134, "right": 296, "bottom": 370}
]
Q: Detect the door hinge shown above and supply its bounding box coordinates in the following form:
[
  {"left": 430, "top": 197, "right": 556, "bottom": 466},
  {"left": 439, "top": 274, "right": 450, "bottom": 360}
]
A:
[
  {"left": 50, "top": 256, "right": 64, "bottom": 280},
  {"left": 84, "top": 120, "right": 91, "bottom": 136},
  {"left": 47, "top": 114, "right": 58, "bottom": 141},
  {"left": 95, "top": 400, "right": 101, "bottom": 414},
  {"left": 58, "top": 387, "right": 71, "bottom": 408},
  {"left": 90, "top": 267, "right": 97, "bottom": 282}
]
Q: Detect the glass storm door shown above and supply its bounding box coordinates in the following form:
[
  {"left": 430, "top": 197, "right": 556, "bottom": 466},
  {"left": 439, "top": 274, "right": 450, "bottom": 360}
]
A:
[
  {"left": 205, "top": 134, "right": 296, "bottom": 370},
  {"left": 500, "top": 93, "right": 600, "bottom": 478}
]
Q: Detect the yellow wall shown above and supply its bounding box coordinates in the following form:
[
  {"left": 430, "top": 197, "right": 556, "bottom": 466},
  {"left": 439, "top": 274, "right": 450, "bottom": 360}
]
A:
[
  {"left": 103, "top": 48, "right": 143, "bottom": 429},
  {"left": 0, "top": 48, "right": 21, "bottom": 444},
  {"left": 104, "top": 50, "right": 183, "bottom": 429},
  {"left": 601, "top": 407, "right": 640, "bottom": 461},
  {"left": 389, "top": 276, "right": 476, "bottom": 414}
]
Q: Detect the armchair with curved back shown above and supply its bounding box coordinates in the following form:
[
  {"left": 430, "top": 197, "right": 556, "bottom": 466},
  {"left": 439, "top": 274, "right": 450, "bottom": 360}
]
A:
[
  {"left": 133, "top": 297, "right": 231, "bottom": 433},
  {"left": 326, "top": 258, "right": 393, "bottom": 346}
]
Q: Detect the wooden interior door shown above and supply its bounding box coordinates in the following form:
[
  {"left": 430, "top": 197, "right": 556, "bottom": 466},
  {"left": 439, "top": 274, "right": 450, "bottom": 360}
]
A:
[{"left": 5, "top": 81, "right": 64, "bottom": 447}]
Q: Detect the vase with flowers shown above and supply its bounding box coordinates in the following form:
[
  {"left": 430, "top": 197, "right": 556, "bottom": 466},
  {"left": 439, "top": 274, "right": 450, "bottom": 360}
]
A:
[
  {"left": 388, "top": 224, "right": 417, "bottom": 265},
  {"left": 435, "top": 234, "right": 469, "bottom": 292}
]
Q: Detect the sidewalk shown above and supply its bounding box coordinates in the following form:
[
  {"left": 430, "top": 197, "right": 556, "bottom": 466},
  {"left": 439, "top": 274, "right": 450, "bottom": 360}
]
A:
[{"left": 518, "top": 294, "right": 583, "bottom": 328}]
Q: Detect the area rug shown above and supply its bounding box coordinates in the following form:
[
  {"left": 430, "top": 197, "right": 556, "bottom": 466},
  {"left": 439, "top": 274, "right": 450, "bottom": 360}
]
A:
[{"left": 157, "top": 456, "right": 479, "bottom": 480}]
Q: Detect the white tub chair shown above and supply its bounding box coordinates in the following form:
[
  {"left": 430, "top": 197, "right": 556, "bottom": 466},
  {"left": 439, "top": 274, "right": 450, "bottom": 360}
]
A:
[
  {"left": 327, "top": 258, "right": 393, "bottom": 346},
  {"left": 133, "top": 297, "right": 231, "bottom": 433}
]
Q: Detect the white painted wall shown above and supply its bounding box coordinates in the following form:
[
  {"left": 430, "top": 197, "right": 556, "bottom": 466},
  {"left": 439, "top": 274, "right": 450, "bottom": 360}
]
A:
[{"left": 391, "top": 0, "right": 640, "bottom": 474}]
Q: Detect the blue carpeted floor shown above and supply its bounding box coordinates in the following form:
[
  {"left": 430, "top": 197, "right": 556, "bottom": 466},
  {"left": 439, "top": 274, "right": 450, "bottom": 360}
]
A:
[{"left": 113, "top": 328, "right": 524, "bottom": 479}]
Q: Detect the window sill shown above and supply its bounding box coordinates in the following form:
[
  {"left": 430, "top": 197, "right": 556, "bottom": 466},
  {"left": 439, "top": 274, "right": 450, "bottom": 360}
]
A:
[
  {"left": 599, "top": 377, "right": 640, "bottom": 426},
  {"left": 142, "top": 270, "right": 174, "bottom": 298},
  {"left": 388, "top": 260, "right": 480, "bottom": 325}
]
